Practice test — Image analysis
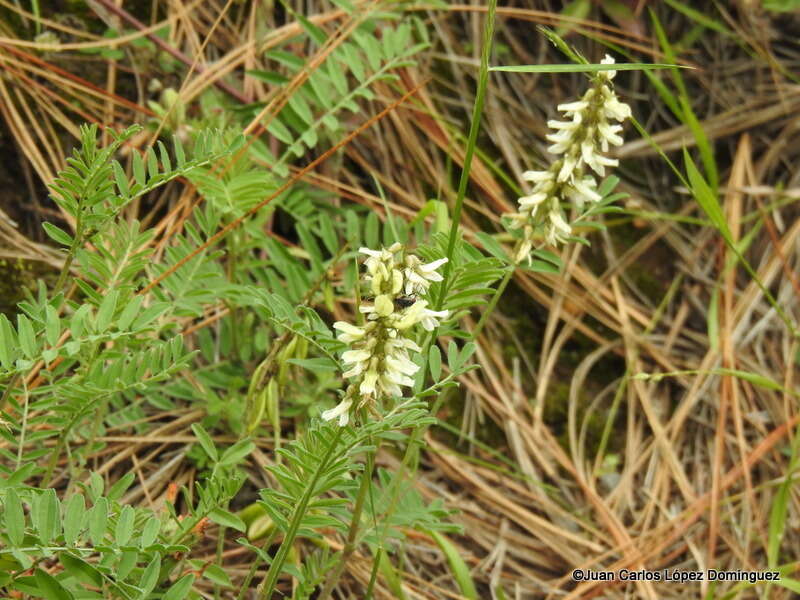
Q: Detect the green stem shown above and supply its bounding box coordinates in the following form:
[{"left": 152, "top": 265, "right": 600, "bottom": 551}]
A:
[
  {"left": 53, "top": 252, "right": 76, "bottom": 296},
  {"left": 236, "top": 562, "right": 261, "bottom": 600},
  {"left": 54, "top": 213, "right": 83, "bottom": 296},
  {"left": 317, "top": 442, "right": 375, "bottom": 600},
  {"left": 258, "top": 426, "right": 344, "bottom": 599},
  {"left": 471, "top": 264, "right": 514, "bottom": 340},
  {"left": 434, "top": 0, "right": 497, "bottom": 311},
  {"left": 226, "top": 232, "right": 240, "bottom": 361},
  {"left": 363, "top": 547, "right": 382, "bottom": 600},
  {"left": 42, "top": 339, "right": 103, "bottom": 486},
  {"left": 235, "top": 528, "right": 278, "bottom": 600},
  {"left": 0, "top": 373, "right": 21, "bottom": 414},
  {"left": 213, "top": 523, "right": 226, "bottom": 600}
]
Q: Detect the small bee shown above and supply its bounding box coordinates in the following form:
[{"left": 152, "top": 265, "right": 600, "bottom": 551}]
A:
[{"left": 393, "top": 295, "right": 417, "bottom": 310}]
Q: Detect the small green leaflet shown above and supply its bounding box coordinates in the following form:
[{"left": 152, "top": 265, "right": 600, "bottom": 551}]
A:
[
  {"left": 63, "top": 494, "right": 85, "bottom": 546},
  {"left": 163, "top": 573, "right": 195, "bottom": 600},
  {"left": 208, "top": 507, "right": 247, "bottom": 532},
  {"left": 34, "top": 568, "right": 73, "bottom": 600},
  {"left": 191, "top": 423, "right": 219, "bottom": 462},
  {"left": 5, "top": 488, "right": 25, "bottom": 546}
]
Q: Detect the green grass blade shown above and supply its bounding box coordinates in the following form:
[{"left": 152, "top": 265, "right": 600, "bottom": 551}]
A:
[
  {"left": 490, "top": 62, "right": 687, "bottom": 73},
  {"left": 428, "top": 531, "right": 478, "bottom": 600},
  {"left": 663, "top": 0, "right": 732, "bottom": 35},
  {"left": 768, "top": 427, "right": 800, "bottom": 567},
  {"left": 652, "top": 11, "right": 718, "bottom": 191}
]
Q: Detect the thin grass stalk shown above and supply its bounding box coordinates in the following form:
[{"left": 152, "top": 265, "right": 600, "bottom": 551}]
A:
[
  {"left": 471, "top": 263, "right": 514, "bottom": 339},
  {"left": 363, "top": 547, "right": 382, "bottom": 600},
  {"left": 235, "top": 527, "right": 279, "bottom": 600},
  {"left": 435, "top": 0, "right": 498, "bottom": 310},
  {"left": 629, "top": 115, "right": 798, "bottom": 337}
]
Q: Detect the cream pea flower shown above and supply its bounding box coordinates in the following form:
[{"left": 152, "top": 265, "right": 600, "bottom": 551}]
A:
[
  {"left": 507, "top": 55, "right": 631, "bottom": 261},
  {"left": 322, "top": 244, "right": 449, "bottom": 427},
  {"left": 403, "top": 255, "right": 449, "bottom": 295},
  {"left": 321, "top": 398, "right": 353, "bottom": 426},
  {"left": 333, "top": 321, "right": 366, "bottom": 343}
]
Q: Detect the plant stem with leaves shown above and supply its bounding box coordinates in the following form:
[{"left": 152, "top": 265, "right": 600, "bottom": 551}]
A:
[
  {"left": 257, "top": 427, "right": 345, "bottom": 599},
  {"left": 317, "top": 433, "right": 375, "bottom": 600}
]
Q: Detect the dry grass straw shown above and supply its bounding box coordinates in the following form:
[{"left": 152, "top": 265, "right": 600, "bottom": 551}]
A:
[{"left": 1, "top": 1, "right": 799, "bottom": 598}]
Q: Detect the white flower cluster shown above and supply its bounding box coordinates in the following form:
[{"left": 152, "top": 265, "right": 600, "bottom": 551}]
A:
[
  {"left": 321, "top": 243, "right": 449, "bottom": 426},
  {"left": 509, "top": 55, "right": 631, "bottom": 262}
]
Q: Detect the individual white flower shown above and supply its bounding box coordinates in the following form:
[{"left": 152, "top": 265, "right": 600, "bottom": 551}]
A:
[
  {"left": 374, "top": 294, "right": 395, "bottom": 317},
  {"left": 359, "top": 370, "right": 379, "bottom": 395},
  {"left": 582, "top": 149, "right": 618, "bottom": 177},
  {"left": 377, "top": 375, "right": 402, "bottom": 397},
  {"left": 522, "top": 169, "right": 554, "bottom": 183},
  {"left": 518, "top": 192, "right": 548, "bottom": 211},
  {"left": 342, "top": 348, "right": 371, "bottom": 364},
  {"left": 403, "top": 255, "right": 448, "bottom": 295},
  {"left": 602, "top": 93, "right": 631, "bottom": 121},
  {"left": 515, "top": 234, "right": 534, "bottom": 264},
  {"left": 359, "top": 243, "right": 400, "bottom": 263},
  {"left": 419, "top": 307, "right": 449, "bottom": 331},
  {"left": 333, "top": 321, "right": 366, "bottom": 343},
  {"left": 599, "top": 54, "right": 617, "bottom": 79},
  {"left": 567, "top": 176, "right": 601, "bottom": 209},
  {"left": 341, "top": 347, "right": 371, "bottom": 379},
  {"left": 342, "top": 362, "right": 365, "bottom": 379},
  {"left": 547, "top": 116, "right": 581, "bottom": 131},
  {"left": 322, "top": 398, "right": 353, "bottom": 426},
  {"left": 557, "top": 155, "right": 577, "bottom": 182},
  {"left": 392, "top": 336, "right": 421, "bottom": 353},
  {"left": 557, "top": 100, "right": 589, "bottom": 112},
  {"left": 545, "top": 209, "right": 572, "bottom": 245},
  {"left": 598, "top": 122, "right": 624, "bottom": 148},
  {"left": 392, "top": 301, "right": 427, "bottom": 330},
  {"left": 385, "top": 352, "right": 419, "bottom": 378},
  {"left": 382, "top": 369, "right": 415, "bottom": 389},
  {"left": 546, "top": 129, "right": 572, "bottom": 153}
]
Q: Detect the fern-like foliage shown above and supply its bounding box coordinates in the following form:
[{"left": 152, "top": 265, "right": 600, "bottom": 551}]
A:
[
  {"left": 44, "top": 125, "right": 229, "bottom": 252},
  {"left": 189, "top": 162, "right": 276, "bottom": 218},
  {"left": 0, "top": 471, "right": 181, "bottom": 599},
  {"left": 360, "top": 468, "right": 460, "bottom": 547},
  {"left": 259, "top": 402, "right": 436, "bottom": 539},
  {"left": 258, "top": 421, "right": 358, "bottom": 539},
  {"left": 113, "top": 129, "right": 229, "bottom": 203},
  {"left": 0, "top": 459, "right": 253, "bottom": 599},
  {"left": 149, "top": 221, "right": 230, "bottom": 318},
  {"left": 285, "top": 547, "right": 340, "bottom": 600},
  {"left": 244, "top": 18, "right": 426, "bottom": 175}
]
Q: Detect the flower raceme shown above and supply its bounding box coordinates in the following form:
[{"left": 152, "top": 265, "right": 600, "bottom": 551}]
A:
[
  {"left": 509, "top": 55, "right": 632, "bottom": 262},
  {"left": 321, "top": 244, "right": 449, "bottom": 426}
]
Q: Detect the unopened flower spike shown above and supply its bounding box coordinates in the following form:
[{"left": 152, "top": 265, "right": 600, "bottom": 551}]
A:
[
  {"left": 508, "top": 55, "right": 631, "bottom": 263},
  {"left": 322, "top": 244, "right": 449, "bottom": 426}
]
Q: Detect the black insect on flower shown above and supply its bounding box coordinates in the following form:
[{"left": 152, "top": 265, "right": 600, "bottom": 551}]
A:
[{"left": 393, "top": 295, "right": 417, "bottom": 310}]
